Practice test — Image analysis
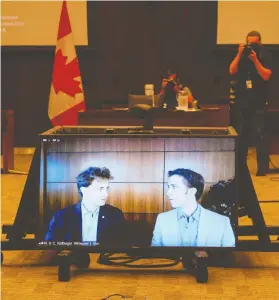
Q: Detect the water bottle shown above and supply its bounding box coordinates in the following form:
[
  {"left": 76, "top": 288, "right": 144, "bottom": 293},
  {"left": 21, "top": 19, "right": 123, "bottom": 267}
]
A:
[
  {"left": 192, "top": 99, "right": 198, "bottom": 110},
  {"left": 177, "top": 90, "right": 188, "bottom": 111}
]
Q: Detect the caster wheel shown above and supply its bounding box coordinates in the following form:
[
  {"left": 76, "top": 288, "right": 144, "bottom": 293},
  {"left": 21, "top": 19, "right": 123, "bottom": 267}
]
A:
[
  {"left": 195, "top": 267, "right": 208, "bottom": 283},
  {"left": 58, "top": 264, "right": 70, "bottom": 282},
  {"left": 1, "top": 252, "right": 3, "bottom": 264},
  {"left": 75, "top": 252, "right": 90, "bottom": 269}
]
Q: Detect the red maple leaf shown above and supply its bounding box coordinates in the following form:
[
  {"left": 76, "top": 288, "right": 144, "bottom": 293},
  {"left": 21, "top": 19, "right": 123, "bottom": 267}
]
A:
[{"left": 52, "top": 49, "right": 83, "bottom": 97}]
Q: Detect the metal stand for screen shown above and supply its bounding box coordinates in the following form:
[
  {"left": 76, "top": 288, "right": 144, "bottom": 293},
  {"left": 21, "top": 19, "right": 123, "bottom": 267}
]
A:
[{"left": 1, "top": 139, "right": 279, "bottom": 283}]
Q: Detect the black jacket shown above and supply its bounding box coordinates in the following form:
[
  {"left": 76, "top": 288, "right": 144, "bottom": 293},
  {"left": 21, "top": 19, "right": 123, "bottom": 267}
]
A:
[{"left": 44, "top": 202, "right": 125, "bottom": 243}]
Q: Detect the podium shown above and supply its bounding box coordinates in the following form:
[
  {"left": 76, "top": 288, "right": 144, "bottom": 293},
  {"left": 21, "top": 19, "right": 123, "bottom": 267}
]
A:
[{"left": 78, "top": 105, "right": 230, "bottom": 127}]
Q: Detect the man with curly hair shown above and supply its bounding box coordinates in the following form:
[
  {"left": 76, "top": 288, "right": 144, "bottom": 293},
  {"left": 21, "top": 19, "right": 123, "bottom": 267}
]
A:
[{"left": 44, "top": 167, "right": 124, "bottom": 243}]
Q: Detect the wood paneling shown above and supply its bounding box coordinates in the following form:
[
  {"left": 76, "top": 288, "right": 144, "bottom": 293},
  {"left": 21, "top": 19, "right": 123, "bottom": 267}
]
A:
[
  {"left": 46, "top": 152, "right": 164, "bottom": 182},
  {"left": 164, "top": 152, "right": 235, "bottom": 183},
  {"left": 46, "top": 182, "right": 163, "bottom": 214},
  {"left": 47, "top": 137, "right": 164, "bottom": 152},
  {"left": 165, "top": 137, "right": 235, "bottom": 152},
  {"left": 124, "top": 213, "right": 157, "bottom": 224},
  {"left": 108, "top": 183, "right": 163, "bottom": 213}
]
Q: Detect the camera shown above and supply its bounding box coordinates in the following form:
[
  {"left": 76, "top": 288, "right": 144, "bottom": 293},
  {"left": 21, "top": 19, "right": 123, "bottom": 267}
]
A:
[{"left": 243, "top": 45, "right": 252, "bottom": 56}]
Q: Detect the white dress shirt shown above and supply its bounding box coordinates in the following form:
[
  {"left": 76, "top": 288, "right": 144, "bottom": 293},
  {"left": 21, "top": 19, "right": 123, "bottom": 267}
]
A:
[{"left": 81, "top": 201, "right": 100, "bottom": 242}]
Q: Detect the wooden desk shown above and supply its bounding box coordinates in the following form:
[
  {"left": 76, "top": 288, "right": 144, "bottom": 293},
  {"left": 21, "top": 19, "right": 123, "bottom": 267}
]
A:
[{"left": 78, "top": 104, "right": 230, "bottom": 127}]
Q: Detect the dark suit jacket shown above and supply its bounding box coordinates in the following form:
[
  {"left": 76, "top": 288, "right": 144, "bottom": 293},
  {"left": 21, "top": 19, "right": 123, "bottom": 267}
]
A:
[{"left": 44, "top": 202, "right": 125, "bottom": 243}]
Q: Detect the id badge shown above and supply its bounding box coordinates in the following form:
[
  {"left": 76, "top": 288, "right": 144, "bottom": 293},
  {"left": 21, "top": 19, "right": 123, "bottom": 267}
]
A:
[{"left": 246, "top": 80, "right": 252, "bottom": 89}]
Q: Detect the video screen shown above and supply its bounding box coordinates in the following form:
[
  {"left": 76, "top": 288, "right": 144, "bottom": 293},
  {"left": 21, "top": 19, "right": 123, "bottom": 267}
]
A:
[{"left": 38, "top": 128, "right": 237, "bottom": 249}]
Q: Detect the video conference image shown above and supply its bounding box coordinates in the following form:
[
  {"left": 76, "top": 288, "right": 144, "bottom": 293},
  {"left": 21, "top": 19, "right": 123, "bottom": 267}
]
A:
[{"left": 39, "top": 136, "right": 237, "bottom": 249}]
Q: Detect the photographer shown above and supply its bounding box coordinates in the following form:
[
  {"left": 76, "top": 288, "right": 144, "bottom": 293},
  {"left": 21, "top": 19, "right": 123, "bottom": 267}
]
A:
[
  {"left": 160, "top": 69, "right": 194, "bottom": 109},
  {"left": 229, "top": 31, "right": 272, "bottom": 176}
]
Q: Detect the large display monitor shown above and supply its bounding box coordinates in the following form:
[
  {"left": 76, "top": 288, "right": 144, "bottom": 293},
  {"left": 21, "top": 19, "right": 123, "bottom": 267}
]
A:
[{"left": 38, "top": 126, "right": 238, "bottom": 251}]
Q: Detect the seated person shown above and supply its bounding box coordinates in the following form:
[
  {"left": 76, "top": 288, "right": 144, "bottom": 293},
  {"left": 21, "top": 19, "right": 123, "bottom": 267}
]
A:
[
  {"left": 151, "top": 168, "right": 235, "bottom": 247},
  {"left": 44, "top": 167, "right": 125, "bottom": 243},
  {"left": 159, "top": 69, "right": 195, "bottom": 109}
]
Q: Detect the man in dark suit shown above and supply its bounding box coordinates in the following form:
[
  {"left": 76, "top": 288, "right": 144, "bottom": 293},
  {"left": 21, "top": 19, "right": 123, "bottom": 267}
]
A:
[{"left": 44, "top": 167, "right": 125, "bottom": 244}]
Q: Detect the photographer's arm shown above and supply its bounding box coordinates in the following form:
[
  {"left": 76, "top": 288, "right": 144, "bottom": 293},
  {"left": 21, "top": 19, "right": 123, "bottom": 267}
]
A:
[
  {"left": 229, "top": 44, "right": 245, "bottom": 75},
  {"left": 229, "top": 53, "right": 242, "bottom": 76},
  {"left": 249, "top": 51, "right": 272, "bottom": 81}
]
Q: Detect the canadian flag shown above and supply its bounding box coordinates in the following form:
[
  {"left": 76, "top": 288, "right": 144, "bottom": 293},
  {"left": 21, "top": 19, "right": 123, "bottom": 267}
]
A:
[{"left": 48, "top": 0, "right": 85, "bottom": 126}]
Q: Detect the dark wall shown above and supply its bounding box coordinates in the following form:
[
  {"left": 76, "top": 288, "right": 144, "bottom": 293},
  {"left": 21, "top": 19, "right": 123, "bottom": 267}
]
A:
[{"left": 2, "top": 1, "right": 279, "bottom": 146}]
